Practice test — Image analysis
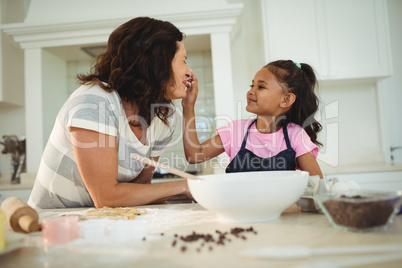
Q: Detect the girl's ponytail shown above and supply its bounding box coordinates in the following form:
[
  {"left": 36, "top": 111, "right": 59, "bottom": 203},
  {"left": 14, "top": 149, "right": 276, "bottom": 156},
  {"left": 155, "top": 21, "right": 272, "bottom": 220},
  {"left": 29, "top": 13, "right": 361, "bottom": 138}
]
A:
[
  {"left": 300, "top": 63, "right": 317, "bottom": 89},
  {"left": 266, "top": 60, "right": 322, "bottom": 146}
]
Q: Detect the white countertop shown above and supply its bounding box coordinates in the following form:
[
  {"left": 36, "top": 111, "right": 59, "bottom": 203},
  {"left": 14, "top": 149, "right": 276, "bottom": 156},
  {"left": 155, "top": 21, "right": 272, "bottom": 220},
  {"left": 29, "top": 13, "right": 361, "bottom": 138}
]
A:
[
  {"left": 319, "top": 162, "right": 402, "bottom": 175},
  {"left": 1, "top": 203, "right": 402, "bottom": 268},
  {"left": 1, "top": 161, "right": 402, "bottom": 191}
]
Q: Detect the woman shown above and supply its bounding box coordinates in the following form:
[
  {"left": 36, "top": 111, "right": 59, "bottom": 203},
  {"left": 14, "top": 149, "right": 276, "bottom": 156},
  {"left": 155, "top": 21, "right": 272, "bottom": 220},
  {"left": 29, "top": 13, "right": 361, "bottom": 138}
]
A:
[{"left": 28, "top": 17, "right": 193, "bottom": 209}]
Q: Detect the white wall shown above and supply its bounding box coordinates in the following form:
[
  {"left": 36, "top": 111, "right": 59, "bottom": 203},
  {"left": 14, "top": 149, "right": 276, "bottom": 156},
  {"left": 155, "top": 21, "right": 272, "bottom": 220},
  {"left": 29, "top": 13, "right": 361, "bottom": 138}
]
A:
[
  {"left": 40, "top": 58, "right": 94, "bottom": 148},
  {"left": 0, "top": 33, "right": 25, "bottom": 179},
  {"left": 67, "top": 60, "right": 93, "bottom": 95},
  {"left": 229, "top": 0, "right": 265, "bottom": 120},
  {"left": 317, "top": 81, "right": 383, "bottom": 166},
  {"left": 1, "top": 33, "right": 24, "bottom": 105},
  {"left": 42, "top": 49, "right": 68, "bottom": 144},
  {"left": 24, "top": 0, "right": 231, "bottom": 23},
  {"left": 0, "top": 0, "right": 27, "bottom": 179},
  {"left": 0, "top": 0, "right": 29, "bottom": 23}
]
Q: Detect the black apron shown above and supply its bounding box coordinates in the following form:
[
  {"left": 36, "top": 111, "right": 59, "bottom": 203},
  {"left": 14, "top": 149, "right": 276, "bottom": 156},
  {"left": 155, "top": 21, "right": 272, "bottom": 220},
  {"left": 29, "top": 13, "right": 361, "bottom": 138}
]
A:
[{"left": 225, "top": 119, "right": 296, "bottom": 173}]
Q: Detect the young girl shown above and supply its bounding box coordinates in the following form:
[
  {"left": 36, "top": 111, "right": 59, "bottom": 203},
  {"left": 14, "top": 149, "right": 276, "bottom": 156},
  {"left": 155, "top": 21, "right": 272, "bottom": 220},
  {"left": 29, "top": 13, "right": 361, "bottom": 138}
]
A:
[{"left": 182, "top": 60, "right": 323, "bottom": 178}]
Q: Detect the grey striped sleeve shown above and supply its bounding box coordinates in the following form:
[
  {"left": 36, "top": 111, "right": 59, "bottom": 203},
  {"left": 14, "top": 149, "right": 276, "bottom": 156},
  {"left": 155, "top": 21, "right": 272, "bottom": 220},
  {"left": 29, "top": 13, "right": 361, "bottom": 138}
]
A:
[
  {"left": 62, "top": 93, "right": 118, "bottom": 136},
  {"left": 41, "top": 142, "right": 86, "bottom": 189}
]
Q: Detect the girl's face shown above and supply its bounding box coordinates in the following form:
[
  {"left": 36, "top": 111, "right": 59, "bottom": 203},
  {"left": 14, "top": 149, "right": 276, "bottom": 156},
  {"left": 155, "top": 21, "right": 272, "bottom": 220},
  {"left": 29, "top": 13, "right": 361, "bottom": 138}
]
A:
[
  {"left": 246, "top": 68, "right": 288, "bottom": 116},
  {"left": 166, "top": 41, "right": 191, "bottom": 100}
]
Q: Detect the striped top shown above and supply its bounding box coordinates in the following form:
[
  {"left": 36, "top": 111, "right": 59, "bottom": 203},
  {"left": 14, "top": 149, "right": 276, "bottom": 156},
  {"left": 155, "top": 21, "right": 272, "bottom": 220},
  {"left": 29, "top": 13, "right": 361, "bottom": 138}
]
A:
[{"left": 28, "top": 84, "right": 177, "bottom": 209}]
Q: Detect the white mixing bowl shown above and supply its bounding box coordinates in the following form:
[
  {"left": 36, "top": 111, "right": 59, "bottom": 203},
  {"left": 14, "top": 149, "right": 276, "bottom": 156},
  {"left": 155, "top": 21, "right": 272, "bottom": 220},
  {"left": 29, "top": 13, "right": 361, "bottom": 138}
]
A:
[{"left": 188, "top": 170, "right": 309, "bottom": 223}]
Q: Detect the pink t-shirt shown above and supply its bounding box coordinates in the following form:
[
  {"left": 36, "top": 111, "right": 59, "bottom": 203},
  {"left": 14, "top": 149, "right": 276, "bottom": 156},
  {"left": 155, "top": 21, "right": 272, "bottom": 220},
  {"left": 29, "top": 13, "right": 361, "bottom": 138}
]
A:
[{"left": 216, "top": 119, "right": 318, "bottom": 162}]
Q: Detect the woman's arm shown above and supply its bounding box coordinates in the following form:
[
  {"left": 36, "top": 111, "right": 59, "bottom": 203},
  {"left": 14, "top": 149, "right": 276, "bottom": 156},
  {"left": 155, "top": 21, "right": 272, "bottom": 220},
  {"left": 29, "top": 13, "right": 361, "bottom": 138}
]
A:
[
  {"left": 181, "top": 74, "right": 225, "bottom": 164},
  {"left": 296, "top": 152, "right": 323, "bottom": 178},
  {"left": 70, "top": 127, "right": 190, "bottom": 208},
  {"left": 128, "top": 157, "right": 158, "bottom": 184}
]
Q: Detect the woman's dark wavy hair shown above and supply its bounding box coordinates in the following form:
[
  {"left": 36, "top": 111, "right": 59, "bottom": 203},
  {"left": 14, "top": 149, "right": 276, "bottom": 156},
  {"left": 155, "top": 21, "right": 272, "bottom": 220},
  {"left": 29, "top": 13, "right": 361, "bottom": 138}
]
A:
[
  {"left": 266, "top": 60, "right": 322, "bottom": 146},
  {"left": 77, "top": 17, "right": 184, "bottom": 127}
]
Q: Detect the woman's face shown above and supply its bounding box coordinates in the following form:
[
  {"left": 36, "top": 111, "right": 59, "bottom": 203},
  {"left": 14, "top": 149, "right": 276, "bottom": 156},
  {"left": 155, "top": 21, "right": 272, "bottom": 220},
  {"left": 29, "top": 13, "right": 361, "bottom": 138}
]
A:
[{"left": 166, "top": 41, "right": 191, "bottom": 100}]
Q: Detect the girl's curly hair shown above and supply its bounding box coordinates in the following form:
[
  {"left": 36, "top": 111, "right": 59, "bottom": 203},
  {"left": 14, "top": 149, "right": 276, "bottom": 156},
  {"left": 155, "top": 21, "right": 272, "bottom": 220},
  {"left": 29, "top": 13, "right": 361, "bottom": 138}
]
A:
[{"left": 78, "top": 17, "right": 183, "bottom": 127}]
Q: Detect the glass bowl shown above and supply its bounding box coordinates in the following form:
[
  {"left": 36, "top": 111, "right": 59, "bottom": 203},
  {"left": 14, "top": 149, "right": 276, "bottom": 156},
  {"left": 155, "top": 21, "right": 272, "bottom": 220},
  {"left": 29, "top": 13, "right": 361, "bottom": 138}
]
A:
[{"left": 314, "top": 190, "right": 402, "bottom": 233}]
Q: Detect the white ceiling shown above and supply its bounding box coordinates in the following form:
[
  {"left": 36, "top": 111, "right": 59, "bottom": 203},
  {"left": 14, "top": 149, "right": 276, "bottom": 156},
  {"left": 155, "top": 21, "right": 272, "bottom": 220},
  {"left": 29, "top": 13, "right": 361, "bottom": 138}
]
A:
[{"left": 45, "top": 34, "right": 211, "bottom": 61}]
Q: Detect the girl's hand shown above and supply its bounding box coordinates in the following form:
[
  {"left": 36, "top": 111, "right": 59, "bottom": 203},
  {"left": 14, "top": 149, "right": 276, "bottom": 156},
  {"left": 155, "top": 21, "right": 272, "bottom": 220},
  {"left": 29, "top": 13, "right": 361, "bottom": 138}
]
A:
[{"left": 182, "top": 72, "right": 198, "bottom": 108}]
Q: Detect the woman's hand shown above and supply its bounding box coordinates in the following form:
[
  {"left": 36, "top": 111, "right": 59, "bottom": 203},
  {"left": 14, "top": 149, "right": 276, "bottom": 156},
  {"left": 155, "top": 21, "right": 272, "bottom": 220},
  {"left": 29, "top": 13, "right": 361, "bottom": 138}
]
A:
[
  {"left": 181, "top": 72, "right": 198, "bottom": 108},
  {"left": 146, "top": 180, "right": 194, "bottom": 204},
  {"left": 128, "top": 157, "right": 159, "bottom": 184},
  {"left": 181, "top": 180, "right": 194, "bottom": 201}
]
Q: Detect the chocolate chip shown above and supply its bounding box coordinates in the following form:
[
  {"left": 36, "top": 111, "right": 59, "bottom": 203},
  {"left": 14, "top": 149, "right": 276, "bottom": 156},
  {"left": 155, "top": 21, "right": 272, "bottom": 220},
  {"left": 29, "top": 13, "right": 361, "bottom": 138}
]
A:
[{"left": 173, "top": 226, "right": 258, "bottom": 253}]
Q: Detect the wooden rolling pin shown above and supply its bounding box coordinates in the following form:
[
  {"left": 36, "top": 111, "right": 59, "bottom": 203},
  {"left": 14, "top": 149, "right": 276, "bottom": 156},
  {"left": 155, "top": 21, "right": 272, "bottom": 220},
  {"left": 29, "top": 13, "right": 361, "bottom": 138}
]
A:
[{"left": 1, "top": 197, "right": 40, "bottom": 233}]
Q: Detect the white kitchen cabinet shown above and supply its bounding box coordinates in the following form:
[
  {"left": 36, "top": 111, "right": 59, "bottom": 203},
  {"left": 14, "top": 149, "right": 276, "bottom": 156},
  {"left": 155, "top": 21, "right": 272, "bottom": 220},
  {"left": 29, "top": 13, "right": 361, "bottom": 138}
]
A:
[{"left": 261, "top": 0, "right": 392, "bottom": 81}]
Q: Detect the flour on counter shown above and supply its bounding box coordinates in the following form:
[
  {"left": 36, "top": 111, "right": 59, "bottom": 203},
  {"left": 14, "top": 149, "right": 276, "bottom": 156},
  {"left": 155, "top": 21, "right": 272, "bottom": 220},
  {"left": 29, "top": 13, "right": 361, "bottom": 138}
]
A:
[
  {"left": 39, "top": 206, "right": 218, "bottom": 237},
  {"left": 140, "top": 208, "right": 218, "bottom": 233}
]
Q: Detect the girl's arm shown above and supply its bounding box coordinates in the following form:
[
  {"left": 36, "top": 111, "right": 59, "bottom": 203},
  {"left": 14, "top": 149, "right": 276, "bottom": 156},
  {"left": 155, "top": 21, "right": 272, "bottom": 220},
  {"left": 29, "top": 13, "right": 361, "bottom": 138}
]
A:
[
  {"left": 296, "top": 152, "right": 323, "bottom": 178},
  {"left": 181, "top": 74, "right": 225, "bottom": 164},
  {"left": 70, "top": 127, "right": 190, "bottom": 208}
]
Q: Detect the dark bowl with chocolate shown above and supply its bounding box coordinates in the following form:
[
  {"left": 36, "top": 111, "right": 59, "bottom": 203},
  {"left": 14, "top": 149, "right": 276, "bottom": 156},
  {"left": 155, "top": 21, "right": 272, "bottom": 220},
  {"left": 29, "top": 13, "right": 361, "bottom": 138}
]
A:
[{"left": 314, "top": 190, "right": 402, "bottom": 233}]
